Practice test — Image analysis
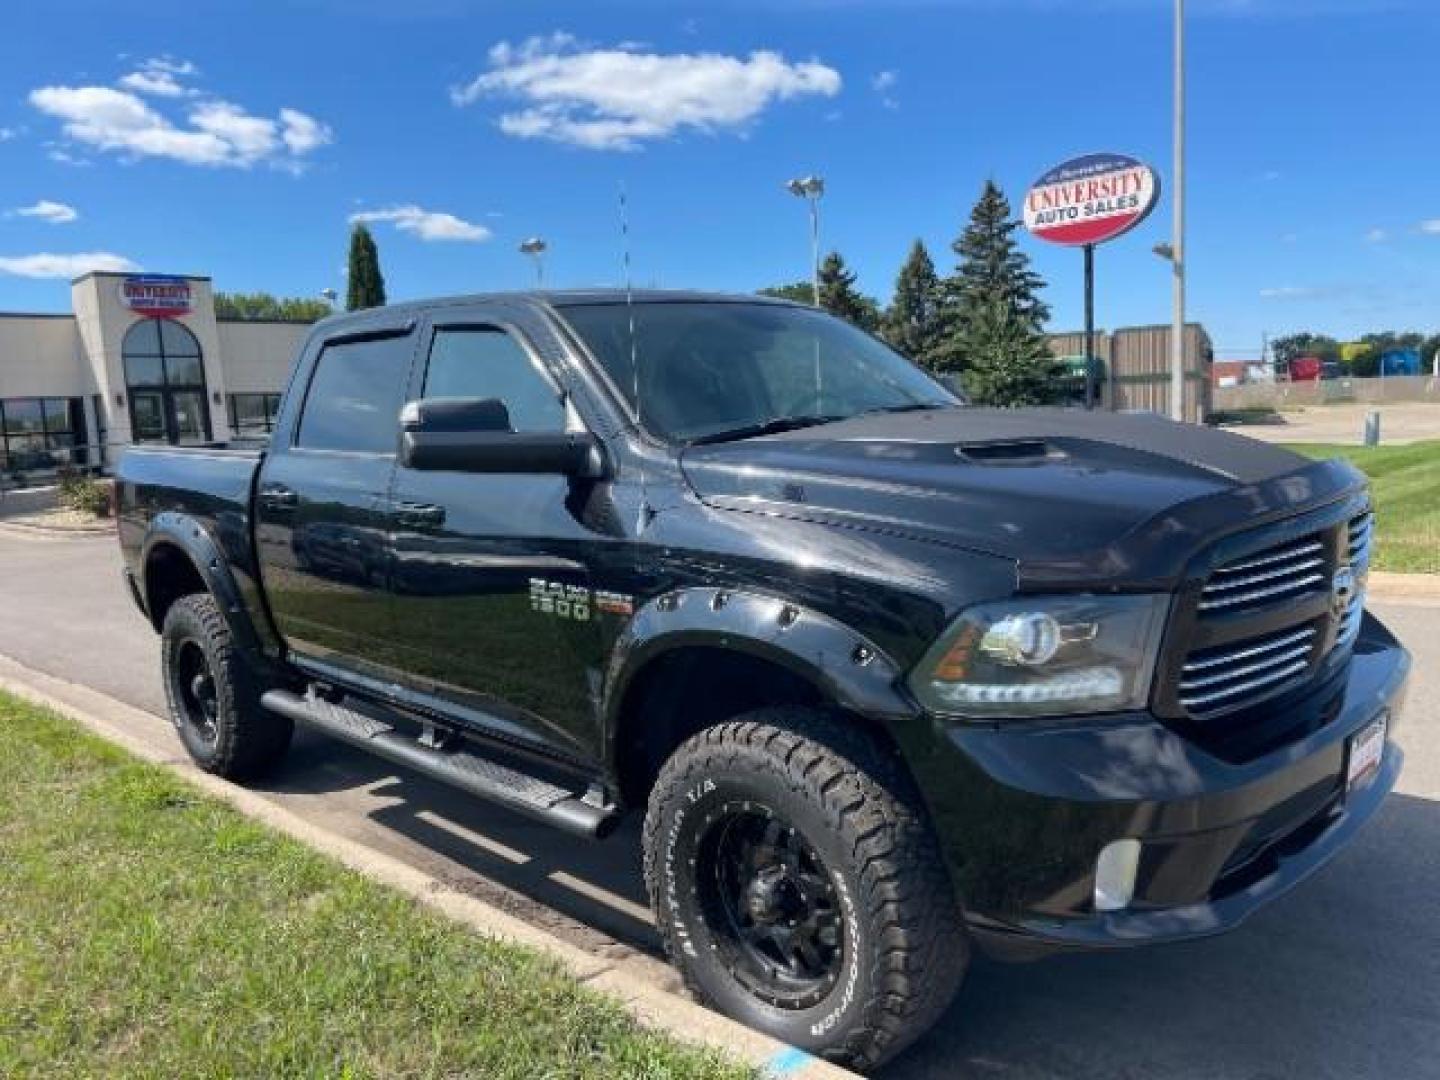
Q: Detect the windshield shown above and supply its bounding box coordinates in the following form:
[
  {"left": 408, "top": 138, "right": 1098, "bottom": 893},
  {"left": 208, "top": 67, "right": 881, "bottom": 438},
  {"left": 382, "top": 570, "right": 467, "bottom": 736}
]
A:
[{"left": 558, "top": 300, "right": 959, "bottom": 443}]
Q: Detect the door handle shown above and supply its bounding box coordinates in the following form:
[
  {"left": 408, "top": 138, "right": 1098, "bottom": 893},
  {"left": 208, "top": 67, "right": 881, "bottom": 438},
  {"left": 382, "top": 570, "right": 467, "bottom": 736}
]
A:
[
  {"left": 393, "top": 502, "right": 446, "bottom": 529},
  {"left": 258, "top": 484, "right": 297, "bottom": 511}
]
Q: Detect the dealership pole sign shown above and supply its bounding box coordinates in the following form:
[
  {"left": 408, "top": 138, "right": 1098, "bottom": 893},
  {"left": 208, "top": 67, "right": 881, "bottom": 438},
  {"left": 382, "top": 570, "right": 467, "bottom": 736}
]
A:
[
  {"left": 1023, "top": 153, "right": 1160, "bottom": 246},
  {"left": 1023, "top": 152, "right": 1161, "bottom": 409},
  {"left": 119, "top": 274, "right": 193, "bottom": 319}
]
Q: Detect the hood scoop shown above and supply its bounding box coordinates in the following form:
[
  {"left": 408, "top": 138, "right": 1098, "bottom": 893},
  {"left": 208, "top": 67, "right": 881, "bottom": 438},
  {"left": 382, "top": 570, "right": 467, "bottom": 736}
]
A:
[{"left": 955, "top": 439, "right": 1059, "bottom": 464}]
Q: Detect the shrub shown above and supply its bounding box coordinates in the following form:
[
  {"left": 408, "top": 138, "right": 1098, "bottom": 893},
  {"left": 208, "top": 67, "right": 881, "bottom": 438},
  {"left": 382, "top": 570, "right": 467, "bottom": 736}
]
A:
[{"left": 57, "top": 469, "right": 111, "bottom": 518}]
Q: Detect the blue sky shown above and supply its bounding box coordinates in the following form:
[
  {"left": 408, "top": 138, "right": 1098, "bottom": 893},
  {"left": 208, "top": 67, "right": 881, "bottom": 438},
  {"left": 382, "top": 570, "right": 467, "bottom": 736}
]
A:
[{"left": 1, "top": 0, "right": 1437, "bottom": 357}]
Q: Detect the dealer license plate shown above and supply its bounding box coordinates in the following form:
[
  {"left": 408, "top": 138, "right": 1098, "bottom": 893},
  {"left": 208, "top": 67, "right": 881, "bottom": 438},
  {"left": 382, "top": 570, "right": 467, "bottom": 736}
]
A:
[{"left": 1346, "top": 713, "right": 1388, "bottom": 793}]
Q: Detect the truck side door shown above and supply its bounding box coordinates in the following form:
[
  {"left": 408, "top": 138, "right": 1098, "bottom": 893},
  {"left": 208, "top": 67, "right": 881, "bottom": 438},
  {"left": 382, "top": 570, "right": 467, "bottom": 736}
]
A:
[
  {"left": 254, "top": 323, "right": 417, "bottom": 687},
  {"left": 385, "top": 311, "right": 606, "bottom": 763}
]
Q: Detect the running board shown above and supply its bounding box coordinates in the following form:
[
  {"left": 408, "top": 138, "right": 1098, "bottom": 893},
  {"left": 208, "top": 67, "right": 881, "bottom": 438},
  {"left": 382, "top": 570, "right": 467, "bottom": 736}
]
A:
[{"left": 260, "top": 688, "right": 619, "bottom": 839}]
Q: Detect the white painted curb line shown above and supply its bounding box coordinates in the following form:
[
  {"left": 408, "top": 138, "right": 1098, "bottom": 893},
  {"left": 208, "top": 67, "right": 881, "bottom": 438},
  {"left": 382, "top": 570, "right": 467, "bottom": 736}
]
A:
[{"left": 0, "top": 654, "right": 859, "bottom": 1080}]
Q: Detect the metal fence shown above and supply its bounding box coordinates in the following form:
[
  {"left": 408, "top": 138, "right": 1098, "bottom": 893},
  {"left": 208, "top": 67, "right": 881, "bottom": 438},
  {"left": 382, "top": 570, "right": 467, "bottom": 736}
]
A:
[{"left": 1213, "top": 375, "right": 1440, "bottom": 413}]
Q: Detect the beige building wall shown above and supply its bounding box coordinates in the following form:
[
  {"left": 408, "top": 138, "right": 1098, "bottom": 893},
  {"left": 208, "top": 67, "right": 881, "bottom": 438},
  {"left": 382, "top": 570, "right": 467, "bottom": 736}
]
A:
[
  {"left": 216, "top": 321, "right": 309, "bottom": 394},
  {"left": 0, "top": 315, "right": 88, "bottom": 398}
]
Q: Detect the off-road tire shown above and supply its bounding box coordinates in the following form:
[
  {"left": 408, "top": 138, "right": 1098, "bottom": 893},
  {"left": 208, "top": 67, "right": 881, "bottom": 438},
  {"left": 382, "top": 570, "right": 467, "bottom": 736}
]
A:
[
  {"left": 161, "top": 593, "right": 292, "bottom": 779},
  {"left": 642, "top": 707, "right": 968, "bottom": 1070}
]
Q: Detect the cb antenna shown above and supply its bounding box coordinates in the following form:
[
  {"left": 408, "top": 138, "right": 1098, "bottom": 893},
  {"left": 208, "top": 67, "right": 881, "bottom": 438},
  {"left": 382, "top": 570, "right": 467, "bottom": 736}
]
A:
[{"left": 620, "top": 181, "right": 652, "bottom": 531}]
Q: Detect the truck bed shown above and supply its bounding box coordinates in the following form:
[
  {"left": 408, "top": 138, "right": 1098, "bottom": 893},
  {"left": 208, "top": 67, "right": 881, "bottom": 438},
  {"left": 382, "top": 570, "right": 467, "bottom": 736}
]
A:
[{"left": 116, "top": 443, "right": 267, "bottom": 624}]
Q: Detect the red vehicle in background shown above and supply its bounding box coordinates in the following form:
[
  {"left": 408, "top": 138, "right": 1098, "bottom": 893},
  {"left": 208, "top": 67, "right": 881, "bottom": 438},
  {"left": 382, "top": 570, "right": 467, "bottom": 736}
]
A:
[{"left": 1288, "top": 355, "right": 1323, "bottom": 382}]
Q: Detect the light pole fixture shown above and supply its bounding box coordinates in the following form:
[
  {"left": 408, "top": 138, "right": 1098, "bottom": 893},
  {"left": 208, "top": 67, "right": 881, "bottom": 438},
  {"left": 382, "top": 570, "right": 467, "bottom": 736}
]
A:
[
  {"left": 519, "top": 237, "right": 548, "bottom": 287},
  {"left": 785, "top": 175, "right": 825, "bottom": 306},
  {"left": 1170, "top": 0, "right": 1187, "bottom": 422}
]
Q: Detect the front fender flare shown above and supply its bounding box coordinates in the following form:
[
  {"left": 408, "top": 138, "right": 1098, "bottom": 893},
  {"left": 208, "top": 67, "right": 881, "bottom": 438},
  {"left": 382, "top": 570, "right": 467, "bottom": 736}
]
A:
[{"left": 601, "top": 587, "right": 917, "bottom": 753}]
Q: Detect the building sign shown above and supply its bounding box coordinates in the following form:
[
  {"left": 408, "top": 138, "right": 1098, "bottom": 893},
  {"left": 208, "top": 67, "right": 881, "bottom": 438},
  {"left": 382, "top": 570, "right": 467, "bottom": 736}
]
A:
[
  {"left": 119, "top": 274, "right": 193, "bottom": 319},
  {"left": 1023, "top": 153, "right": 1160, "bottom": 247}
]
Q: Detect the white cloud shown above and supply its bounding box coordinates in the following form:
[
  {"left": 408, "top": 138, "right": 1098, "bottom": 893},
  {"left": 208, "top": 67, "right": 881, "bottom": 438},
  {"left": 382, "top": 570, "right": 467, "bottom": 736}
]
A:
[
  {"left": 0, "top": 251, "right": 138, "bottom": 278},
  {"left": 29, "top": 80, "right": 331, "bottom": 169},
  {"left": 279, "top": 108, "right": 332, "bottom": 154},
  {"left": 0, "top": 127, "right": 17, "bottom": 142},
  {"left": 117, "top": 56, "right": 199, "bottom": 98},
  {"left": 1259, "top": 285, "right": 1327, "bottom": 300},
  {"left": 12, "top": 199, "right": 78, "bottom": 224},
  {"left": 453, "top": 33, "right": 841, "bottom": 150},
  {"left": 118, "top": 71, "right": 187, "bottom": 97},
  {"left": 350, "top": 204, "right": 491, "bottom": 242},
  {"left": 1420, "top": 219, "right": 1440, "bottom": 235},
  {"left": 871, "top": 69, "right": 899, "bottom": 109},
  {"left": 1365, "top": 227, "right": 1389, "bottom": 243}
]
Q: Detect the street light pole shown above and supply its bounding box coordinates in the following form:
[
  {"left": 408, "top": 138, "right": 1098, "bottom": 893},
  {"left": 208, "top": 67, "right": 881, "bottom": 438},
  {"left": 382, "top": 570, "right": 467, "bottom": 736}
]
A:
[
  {"left": 786, "top": 176, "right": 825, "bottom": 307},
  {"left": 1170, "top": 0, "right": 1187, "bottom": 422},
  {"left": 519, "top": 237, "right": 547, "bottom": 287}
]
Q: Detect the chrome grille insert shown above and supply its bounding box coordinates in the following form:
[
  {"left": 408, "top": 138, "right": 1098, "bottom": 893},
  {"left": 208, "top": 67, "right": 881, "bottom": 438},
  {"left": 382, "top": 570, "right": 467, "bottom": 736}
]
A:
[
  {"left": 1179, "top": 625, "right": 1317, "bottom": 713},
  {"left": 1335, "top": 510, "right": 1373, "bottom": 651},
  {"left": 1198, "top": 537, "right": 1327, "bottom": 613}
]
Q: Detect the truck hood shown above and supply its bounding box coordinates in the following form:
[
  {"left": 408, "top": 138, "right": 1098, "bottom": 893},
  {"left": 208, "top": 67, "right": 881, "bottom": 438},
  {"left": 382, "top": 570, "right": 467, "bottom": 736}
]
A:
[{"left": 679, "top": 408, "right": 1356, "bottom": 589}]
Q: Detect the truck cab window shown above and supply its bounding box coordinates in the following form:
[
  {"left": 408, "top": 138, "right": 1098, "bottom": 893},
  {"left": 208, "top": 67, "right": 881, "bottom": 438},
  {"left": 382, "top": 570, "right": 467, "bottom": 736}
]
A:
[
  {"left": 296, "top": 334, "right": 413, "bottom": 453},
  {"left": 423, "top": 328, "right": 565, "bottom": 432}
]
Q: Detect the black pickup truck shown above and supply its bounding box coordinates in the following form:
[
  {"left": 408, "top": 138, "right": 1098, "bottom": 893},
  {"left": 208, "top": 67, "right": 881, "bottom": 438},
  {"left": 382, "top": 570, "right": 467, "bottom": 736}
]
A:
[{"left": 118, "top": 291, "right": 1410, "bottom": 1069}]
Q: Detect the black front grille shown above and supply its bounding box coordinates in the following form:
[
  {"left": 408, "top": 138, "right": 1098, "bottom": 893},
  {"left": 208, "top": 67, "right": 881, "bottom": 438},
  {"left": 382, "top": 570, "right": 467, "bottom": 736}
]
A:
[{"left": 1167, "top": 502, "right": 1372, "bottom": 726}]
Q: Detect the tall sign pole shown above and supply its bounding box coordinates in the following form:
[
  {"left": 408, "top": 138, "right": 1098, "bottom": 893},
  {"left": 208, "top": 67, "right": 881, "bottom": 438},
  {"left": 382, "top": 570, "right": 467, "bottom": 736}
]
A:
[
  {"left": 1170, "top": 0, "right": 1187, "bottom": 421},
  {"left": 1024, "top": 153, "right": 1161, "bottom": 412},
  {"left": 1083, "top": 244, "right": 1096, "bottom": 409}
]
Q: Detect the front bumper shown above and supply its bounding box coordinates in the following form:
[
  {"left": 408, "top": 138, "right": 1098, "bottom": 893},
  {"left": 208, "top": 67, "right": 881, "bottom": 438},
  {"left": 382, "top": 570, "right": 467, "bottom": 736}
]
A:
[{"left": 906, "top": 615, "right": 1411, "bottom": 956}]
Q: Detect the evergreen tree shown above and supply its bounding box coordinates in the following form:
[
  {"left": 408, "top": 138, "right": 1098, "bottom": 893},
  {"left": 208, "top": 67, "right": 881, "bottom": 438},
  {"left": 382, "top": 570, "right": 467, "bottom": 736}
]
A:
[
  {"left": 817, "top": 251, "right": 879, "bottom": 331},
  {"left": 958, "top": 299, "right": 1062, "bottom": 407},
  {"left": 882, "top": 239, "right": 944, "bottom": 366},
  {"left": 346, "top": 224, "right": 387, "bottom": 311},
  {"left": 934, "top": 181, "right": 1054, "bottom": 404},
  {"left": 758, "top": 282, "right": 818, "bottom": 305}
]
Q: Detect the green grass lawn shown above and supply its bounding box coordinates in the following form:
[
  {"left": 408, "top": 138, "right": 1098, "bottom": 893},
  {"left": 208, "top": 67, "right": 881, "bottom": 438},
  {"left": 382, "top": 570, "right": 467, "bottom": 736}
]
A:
[
  {"left": 1285, "top": 440, "right": 1440, "bottom": 574},
  {"left": 0, "top": 695, "right": 750, "bottom": 1080}
]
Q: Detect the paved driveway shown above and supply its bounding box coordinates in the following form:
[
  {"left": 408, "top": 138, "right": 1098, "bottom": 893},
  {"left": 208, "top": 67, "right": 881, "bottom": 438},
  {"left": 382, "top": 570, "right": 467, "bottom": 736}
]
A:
[{"left": 1, "top": 529, "right": 1437, "bottom": 1079}]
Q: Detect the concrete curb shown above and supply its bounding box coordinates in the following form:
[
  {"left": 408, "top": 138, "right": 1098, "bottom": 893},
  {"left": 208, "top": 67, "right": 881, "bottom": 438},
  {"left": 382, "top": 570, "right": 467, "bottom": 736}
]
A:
[
  {"left": 1368, "top": 572, "right": 1440, "bottom": 604},
  {"left": 0, "top": 520, "right": 114, "bottom": 538},
  {"left": 0, "top": 655, "right": 858, "bottom": 1080}
]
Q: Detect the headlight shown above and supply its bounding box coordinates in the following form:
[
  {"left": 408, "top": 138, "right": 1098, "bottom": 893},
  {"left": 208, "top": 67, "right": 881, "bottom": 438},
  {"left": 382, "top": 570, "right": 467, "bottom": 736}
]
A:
[{"left": 909, "top": 595, "right": 1169, "bottom": 718}]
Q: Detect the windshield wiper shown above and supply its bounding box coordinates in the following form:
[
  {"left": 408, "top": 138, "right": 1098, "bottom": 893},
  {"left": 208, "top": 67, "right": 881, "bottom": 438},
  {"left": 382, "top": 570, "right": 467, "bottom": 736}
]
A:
[
  {"left": 685, "top": 415, "right": 847, "bottom": 446},
  {"left": 857, "top": 401, "right": 954, "bottom": 417}
]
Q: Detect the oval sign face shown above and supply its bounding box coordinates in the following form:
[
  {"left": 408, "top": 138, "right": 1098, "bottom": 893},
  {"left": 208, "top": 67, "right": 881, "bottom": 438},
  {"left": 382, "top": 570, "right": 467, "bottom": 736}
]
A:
[
  {"left": 1023, "top": 153, "right": 1160, "bottom": 247},
  {"left": 119, "top": 274, "right": 193, "bottom": 319}
]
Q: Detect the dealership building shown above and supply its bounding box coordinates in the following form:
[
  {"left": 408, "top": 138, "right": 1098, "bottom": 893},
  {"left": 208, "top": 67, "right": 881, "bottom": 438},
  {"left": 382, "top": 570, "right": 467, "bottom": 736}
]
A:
[{"left": 0, "top": 272, "right": 309, "bottom": 476}]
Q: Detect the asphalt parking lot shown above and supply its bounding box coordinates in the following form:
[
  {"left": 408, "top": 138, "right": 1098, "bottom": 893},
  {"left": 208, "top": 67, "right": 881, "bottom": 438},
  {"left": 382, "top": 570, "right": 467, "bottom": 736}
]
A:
[{"left": 2, "top": 528, "right": 1437, "bottom": 1079}]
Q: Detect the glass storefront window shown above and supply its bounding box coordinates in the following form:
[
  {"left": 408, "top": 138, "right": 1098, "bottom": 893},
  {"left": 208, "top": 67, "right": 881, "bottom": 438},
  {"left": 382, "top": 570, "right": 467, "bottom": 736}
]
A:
[
  {"left": 0, "top": 396, "right": 83, "bottom": 475},
  {"left": 3, "top": 399, "right": 44, "bottom": 434},
  {"left": 122, "top": 318, "right": 210, "bottom": 444},
  {"left": 227, "top": 393, "right": 281, "bottom": 435}
]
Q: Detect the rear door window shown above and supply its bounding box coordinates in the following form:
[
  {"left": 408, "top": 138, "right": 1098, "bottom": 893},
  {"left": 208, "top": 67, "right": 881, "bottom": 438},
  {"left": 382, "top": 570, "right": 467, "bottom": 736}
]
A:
[{"left": 297, "top": 334, "right": 414, "bottom": 453}]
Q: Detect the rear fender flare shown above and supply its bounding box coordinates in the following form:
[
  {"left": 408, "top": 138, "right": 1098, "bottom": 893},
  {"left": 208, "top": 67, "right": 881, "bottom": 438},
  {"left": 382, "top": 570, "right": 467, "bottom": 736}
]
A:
[{"left": 140, "top": 513, "right": 265, "bottom": 658}]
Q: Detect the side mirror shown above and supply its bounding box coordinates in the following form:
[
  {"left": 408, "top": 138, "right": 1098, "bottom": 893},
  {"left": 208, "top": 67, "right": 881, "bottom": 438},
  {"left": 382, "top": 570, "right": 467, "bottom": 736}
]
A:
[{"left": 399, "top": 397, "right": 606, "bottom": 478}]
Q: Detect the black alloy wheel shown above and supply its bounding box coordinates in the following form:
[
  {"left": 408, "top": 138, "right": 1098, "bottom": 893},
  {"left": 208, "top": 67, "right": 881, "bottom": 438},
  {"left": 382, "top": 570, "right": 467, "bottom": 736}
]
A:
[{"left": 699, "top": 807, "right": 844, "bottom": 1010}]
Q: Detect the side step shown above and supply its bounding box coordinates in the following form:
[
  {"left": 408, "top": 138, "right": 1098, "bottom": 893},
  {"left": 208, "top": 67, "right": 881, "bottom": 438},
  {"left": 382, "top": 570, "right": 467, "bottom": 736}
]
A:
[{"left": 260, "top": 689, "right": 619, "bottom": 839}]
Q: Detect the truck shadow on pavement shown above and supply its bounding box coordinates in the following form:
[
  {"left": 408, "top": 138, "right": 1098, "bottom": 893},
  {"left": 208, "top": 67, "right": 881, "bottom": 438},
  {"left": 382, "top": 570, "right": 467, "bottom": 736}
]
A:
[
  {"left": 265, "top": 728, "right": 663, "bottom": 954},
  {"left": 260, "top": 731, "right": 1438, "bottom": 1080}
]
